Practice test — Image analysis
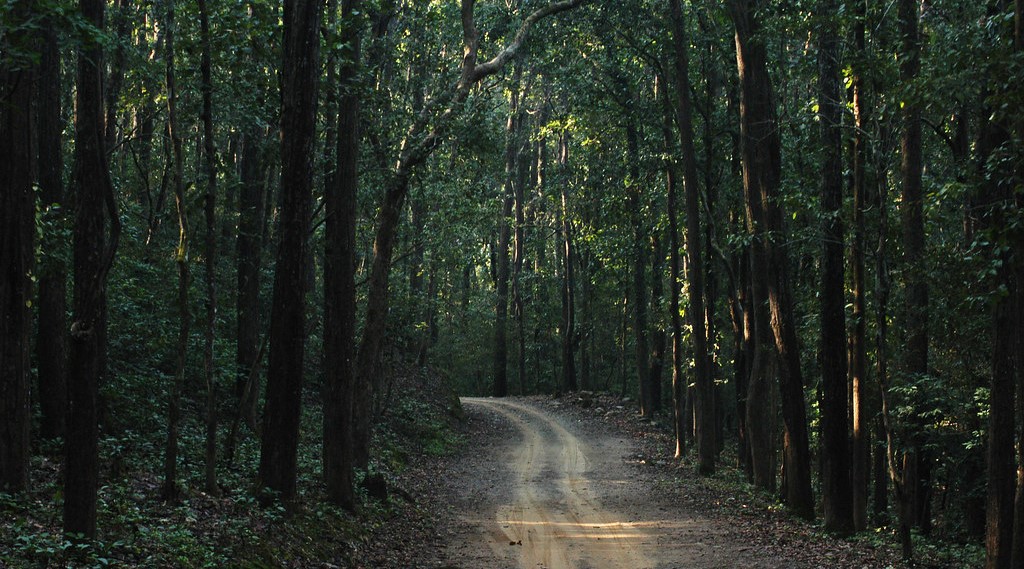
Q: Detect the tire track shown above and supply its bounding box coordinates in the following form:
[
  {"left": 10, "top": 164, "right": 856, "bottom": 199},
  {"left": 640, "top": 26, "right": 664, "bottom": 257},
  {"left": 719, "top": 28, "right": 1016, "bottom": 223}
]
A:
[{"left": 462, "top": 398, "right": 656, "bottom": 569}]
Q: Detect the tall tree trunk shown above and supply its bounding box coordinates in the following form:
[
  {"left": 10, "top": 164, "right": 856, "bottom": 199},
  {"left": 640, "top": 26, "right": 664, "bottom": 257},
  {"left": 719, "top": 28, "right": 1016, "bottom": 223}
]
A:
[
  {"left": 986, "top": 219, "right": 1017, "bottom": 569},
  {"left": 874, "top": 124, "right": 894, "bottom": 529},
  {"left": 662, "top": 77, "right": 686, "bottom": 459},
  {"left": 162, "top": 0, "right": 189, "bottom": 503},
  {"left": 850, "top": 0, "right": 871, "bottom": 532},
  {"left": 104, "top": 0, "right": 130, "bottom": 150},
  {"left": 324, "top": 0, "right": 361, "bottom": 510},
  {"left": 259, "top": 0, "right": 322, "bottom": 501},
  {"left": 514, "top": 100, "right": 531, "bottom": 395},
  {"left": 818, "top": 0, "right": 853, "bottom": 535},
  {"left": 0, "top": 3, "right": 36, "bottom": 493},
  {"left": 198, "top": 0, "right": 220, "bottom": 497},
  {"left": 559, "top": 132, "right": 577, "bottom": 393},
  {"left": 1013, "top": 1, "right": 1024, "bottom": 561},
  {"left": 626, "top": 121, "right": 652, "bottom": 415},
  {"left": 493, "top": 66, "right": 522, "bottom": 398},
  {"left": 700, "top": 23, "right": 724, "bottom": 455},
  {"left": 36, "top": 22, "right": 68, "bottom": 442},
  {"left": 982, "top": 4, "right": 1018, "bottom": 566},
  {"left": 671, "top": 0, "right": 714, "bottom": 474},
  {"left": 898, "top": 0, "right": 930, "bottom": 547},
  {"left": 65, "top": 0, "right": 121, "bottom": 536},
  {"left": 735, "top": 245, "right": 754, "bottom": 479},
  {"left": 729, "top": 0, "right": 814, "bottom": 519},
  {"left": 229, "top": 128, "right": 267, "bottom": 463},
  {"left": 648, "top": 234, "right": 666, "bottom": 411},
  {"left": 580, "top": 249, "right": 594, "bottom": 391}
]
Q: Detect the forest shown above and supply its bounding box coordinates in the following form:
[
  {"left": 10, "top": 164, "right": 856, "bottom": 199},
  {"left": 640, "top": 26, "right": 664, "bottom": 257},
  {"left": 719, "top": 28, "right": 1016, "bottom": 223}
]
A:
[{"left": 1, "top": 0, "right": 1023, "bottom": 567}]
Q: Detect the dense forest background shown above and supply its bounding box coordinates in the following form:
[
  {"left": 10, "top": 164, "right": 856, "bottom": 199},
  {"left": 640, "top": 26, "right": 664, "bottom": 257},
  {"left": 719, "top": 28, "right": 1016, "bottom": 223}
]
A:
[{"left": 1, "top": 0, "right": 1022, "bottom": 566}]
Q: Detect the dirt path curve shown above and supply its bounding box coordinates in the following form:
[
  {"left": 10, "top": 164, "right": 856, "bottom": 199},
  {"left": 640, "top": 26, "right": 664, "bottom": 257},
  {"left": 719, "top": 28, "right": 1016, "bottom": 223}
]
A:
[
  {"left": 443, "top": 397, "right": 775, "bottom": 569},
  {"left": 463, "top": 397, "right": 655, "bottom": 569}
]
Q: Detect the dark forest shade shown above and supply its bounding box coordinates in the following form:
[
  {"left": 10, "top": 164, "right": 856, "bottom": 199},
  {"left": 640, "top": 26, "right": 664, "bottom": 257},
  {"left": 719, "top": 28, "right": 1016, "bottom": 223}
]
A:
[
  {"left": 0, "top": 4, "right": 36, "bottom": 494},
  {"left": 36, "top": 22, "right": 69, "bottom": 443},
  {"left": 849, "top": 0, "right": 871, "bottom": 532},
  {"left": 982, "top": 4, "right": 1020, "bottom": 568},
  {"left": 817, "top": 0, "right": 854, "bottom": 535},
  {"left": 259, "top": 0, "right": 323, "bottom": 501},
  {"left": 65, "top": 0, "right": 121, "bottom": 537},
  {"left": 323, "top": 0, "right": 361, "bottom": 510}
]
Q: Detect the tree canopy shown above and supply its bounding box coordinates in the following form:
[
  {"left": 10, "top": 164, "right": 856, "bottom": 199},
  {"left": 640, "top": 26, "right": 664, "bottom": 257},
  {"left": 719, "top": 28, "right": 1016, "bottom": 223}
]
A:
[{"left": 1, "top": 0, "right": 1022, "bottom": 566}]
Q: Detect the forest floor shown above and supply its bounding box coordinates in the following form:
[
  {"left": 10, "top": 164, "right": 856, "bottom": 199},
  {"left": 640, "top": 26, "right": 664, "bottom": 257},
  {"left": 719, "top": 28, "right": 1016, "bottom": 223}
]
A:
[
  {"left": 0, "top": 379, "right": 981, "bottom": 567},
  {"left": 357, "top": 393, "right": 978, "bottom": 569}
]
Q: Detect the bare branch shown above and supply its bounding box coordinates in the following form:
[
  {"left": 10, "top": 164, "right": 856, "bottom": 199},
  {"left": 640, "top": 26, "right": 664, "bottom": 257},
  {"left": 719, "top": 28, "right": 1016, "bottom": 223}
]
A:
[{"left": 466, "top": 0, "right": 588, "bottom": 85}]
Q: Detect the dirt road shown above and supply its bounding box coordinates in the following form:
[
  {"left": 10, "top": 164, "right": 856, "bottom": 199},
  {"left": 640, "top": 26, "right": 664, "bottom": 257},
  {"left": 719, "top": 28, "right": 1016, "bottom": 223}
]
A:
[{"left": 444, "top": 397, "right": 779, "bottom": 569}]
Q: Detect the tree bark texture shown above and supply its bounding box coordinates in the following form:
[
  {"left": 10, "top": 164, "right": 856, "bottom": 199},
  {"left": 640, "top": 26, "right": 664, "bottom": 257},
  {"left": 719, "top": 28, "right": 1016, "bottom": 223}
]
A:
[
  {"left": 648, "top": 235, "right": 666, "bottom": 412},
  {"left": 624, "top": 120, "right": 653, "bottom": 415},
  {"left": 65, "top": 0, "right": 121, "bottom": 537},
  {"left": 493, "top": 66, "right": 522, "bottom": 398},
  {"left": 36, "top": 22, "right": 69, "bottom": 442},
  {"left": 235, "top": 130, "right": 266, "bottom": 427},
  {"left": 817, "top": 1, "right": 853, "bottom": 535},
  {"left": 559, "top": 132, "right": 578, "bottom": 393},
  {"left": 898, "top": 0, "right": 931, "bottom": 542},
  {"left": 198, "top": 0, "right": 220, "bottom": 497},
  {"left": 671, "top": 0, "right": 714, "bottom": 474},
  {"left": 0, "top": 3, "right": 36, "bottom": 493},
  {"left": 663, "top": 93, "right": 686, "bottom": 459},
  {"left": 514, "top": 98, "right": 532, "bottom": 394},
  {"left": 259, "top": 0, "right": 322, "bottom": 501},
  {"left": 980, "top": 5, "right": 1018, "bottom": 565},
  {"left": 729, "top": 0, "right": 815, "bottom": 519},
  {"left": 162, "top": 0, "right": 189, "bottom": 503},
  {"left": 324, "top": 0, "right": 361, "bottom": 510},
  {"left": 850, "top": 0, "right": 870, "bottom": 532}
]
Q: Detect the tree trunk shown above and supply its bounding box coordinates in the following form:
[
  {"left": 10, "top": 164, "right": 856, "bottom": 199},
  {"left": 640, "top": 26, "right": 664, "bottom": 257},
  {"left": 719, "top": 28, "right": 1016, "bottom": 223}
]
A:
[
  {"left": 258, "top": 0, "right": 322, "bottom": 501},
  {"left": 104, "top": 0, "right": 131, "bottom": 151},
  {"left": 198, "top": 0, "right": 220, "bottom": 497},
  {"left": 162, "top": 0, "right": 189, "bottom": 503},
  {"left": 986, "top": 244, "right": 1017, "bottom": 569},
  {"left": 700, "top": 21, "right": 723, "bottom": 455},
  {"left": 0, "top": 4, "right": 35, "bottom": 493},
  {"left": 36, "top": 21, "right": 68, "bottom": 443},
  {"left": 671, "top": 0, "right": 714, "bottom": 474},
  {"left": 65, "top": 0, "right": 121, "bottom": 537},
  {"left": 1014, "top": 1, "right": 1024, "bottom": 561},
  {"left": 850, "top": 0, "right": 870, "bottom": 532},
  {"left": 648, "top": 234, "right": 666, "bottom": 412},
  {"left": 323, "top": 0, "right": 360, "bottom": 510},
  {"left": 493, "top": 67, "right": 522, "bottom": 398},
  {"left": 234, "top": 129, "right": 267, "bottom": 438},
  {"left": 980, "top": 4, "right": 1018, "bottom": 565},
  {"left": 746, "top": 344, "right": 777, "bottom": 491},
  {"left": 663, "top": 83, "right": 686, "bottom": 459},
  {"left": 514, "top": 101, "right": 531, "bottom": 395},
  {"left": 736, "top": 245, "right": 754, "bottom": 480},
  {"left": 625, "top": 121, "right": 652, "bottom": 415},
  {"left": 818, "top": 0, "right": 853, "bottom": 535},
  {"left": 580, "top": 249, "right": 594, "bottom": 391},
  {"left": 729, "top": 0, "right": 814, "bottom": 519},
  {"left": 559, "top": 132, "right": 577, "bottom": 393},
  {"left": 874, "top": 125, "right": 894, "bottom": 530},
  {"left": 898, "top": 0, "right": 930, "bottom": 546}
]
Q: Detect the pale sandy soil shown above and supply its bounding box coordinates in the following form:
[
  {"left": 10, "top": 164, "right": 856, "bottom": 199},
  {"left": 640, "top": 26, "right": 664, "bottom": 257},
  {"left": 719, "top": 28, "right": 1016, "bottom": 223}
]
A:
[{"left": 441, "top": 397, "right": 798, "bottom": 569}]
